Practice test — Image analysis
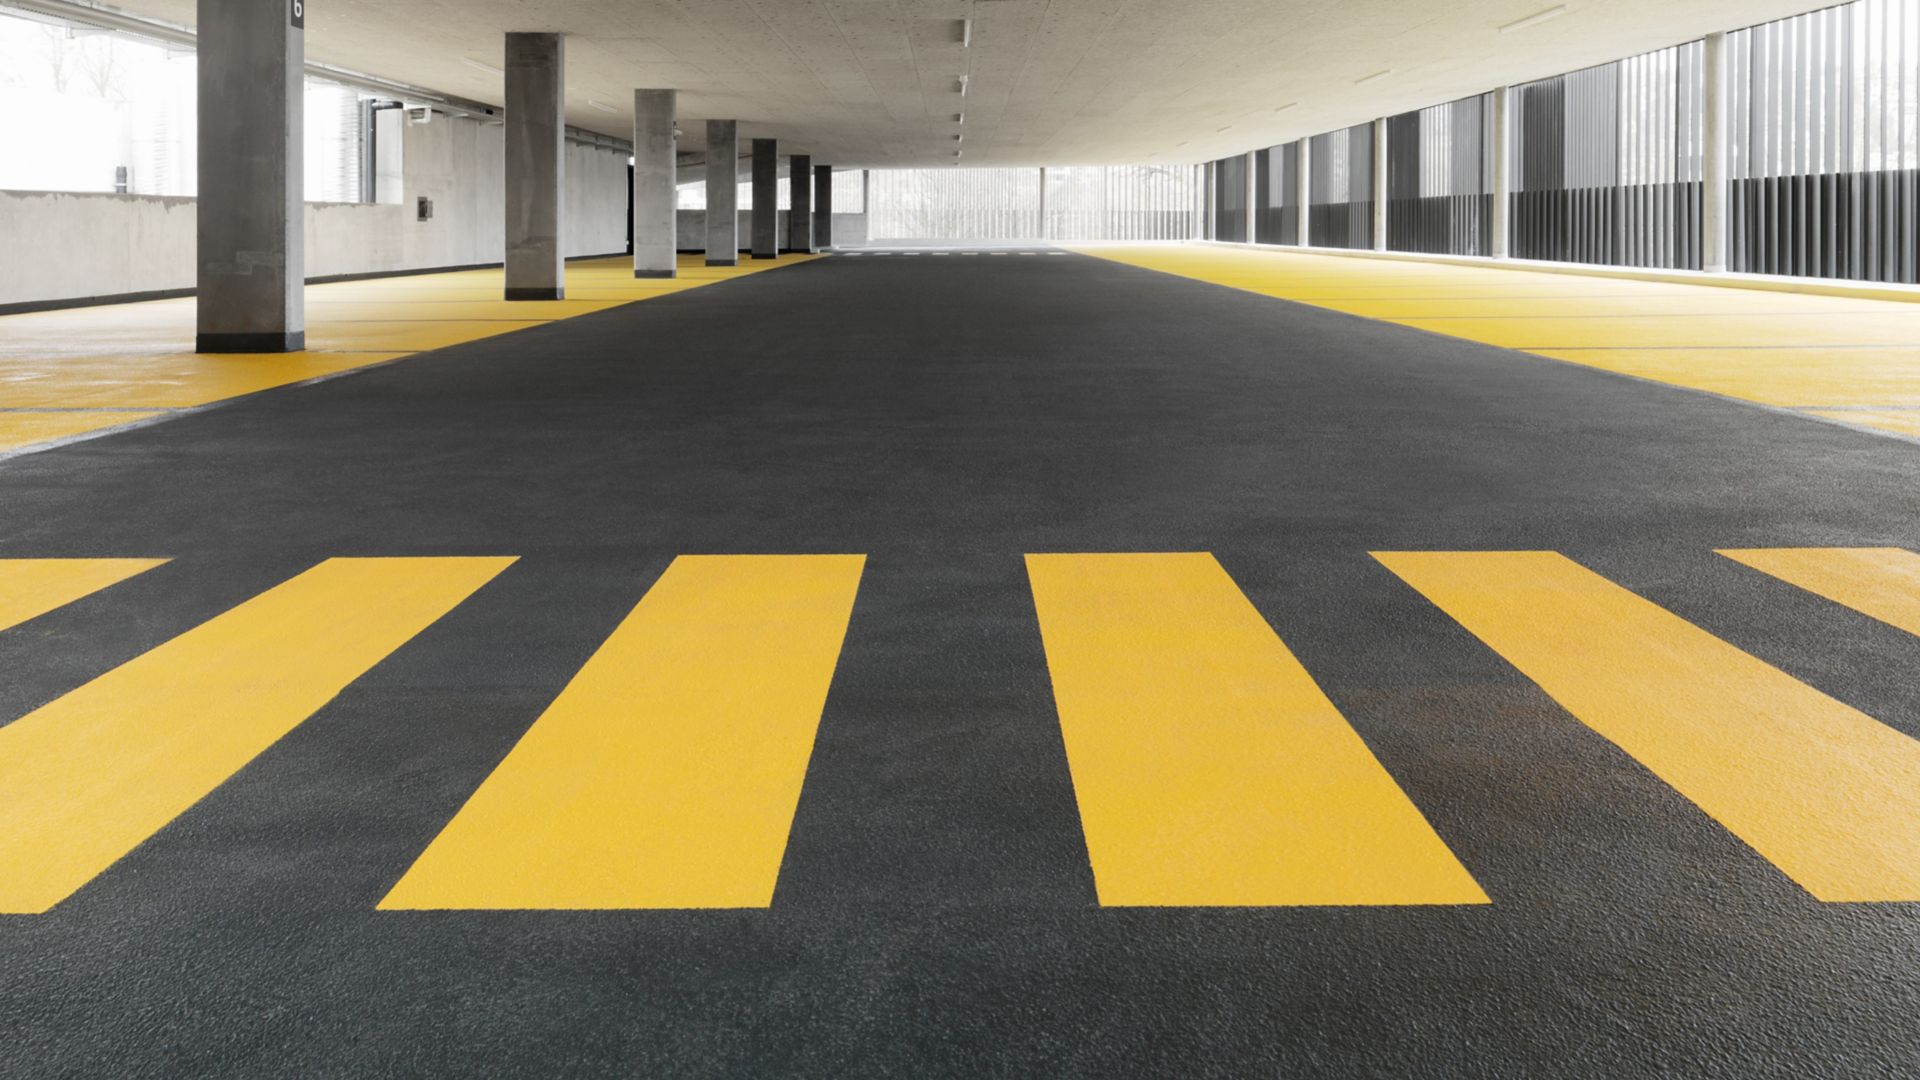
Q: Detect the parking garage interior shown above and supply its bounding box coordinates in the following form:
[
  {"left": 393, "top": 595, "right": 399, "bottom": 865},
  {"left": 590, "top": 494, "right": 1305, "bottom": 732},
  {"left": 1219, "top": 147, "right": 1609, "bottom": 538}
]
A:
[{"left": 3, "top": 0, "right": 1920, "bottom": 1076}]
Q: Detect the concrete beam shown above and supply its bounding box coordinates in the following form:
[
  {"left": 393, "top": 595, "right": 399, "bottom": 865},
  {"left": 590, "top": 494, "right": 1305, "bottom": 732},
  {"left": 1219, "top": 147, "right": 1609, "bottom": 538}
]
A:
[
  {"left": 705, "top": 121, "right": 738, "bottom": 266},
  {"left": 633, "top": 89, "right": 676, "bottom": 278},
  {"left": 813, "top": 164, "right": 833, "bottom": 249},
  {"left": 751, "top": 138, "right": 778, "bottom": 259},
  {"left": 787, "top": 153, "right": 813, "bottom": 253},
  {"left": 504, "top": 32, "right": 565, "bottom": 300},
  {"left": 195, "top": 0, "right": 302, "bottom": 352}
]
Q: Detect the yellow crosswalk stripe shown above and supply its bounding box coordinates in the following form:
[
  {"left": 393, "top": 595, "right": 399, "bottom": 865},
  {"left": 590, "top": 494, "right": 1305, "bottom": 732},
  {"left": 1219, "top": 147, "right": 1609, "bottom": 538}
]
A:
[
  {"left": 0, "top": 558, "right": 168, "bottom": 633},
  {"left": 1024, "top": 552, "right": 1487, "bottom": 907},
  {"left": 0, "top": 557, "right": 514, "bottom": 914},
  {"left": 1376, "top": 550, "right": 1920, "bottom": 902},
  {"left": 1719, "top": 547, "right": 1920, "bottom": 638},
  {"left": 380, "top": 554, "right": 866, "bottom": 910}
]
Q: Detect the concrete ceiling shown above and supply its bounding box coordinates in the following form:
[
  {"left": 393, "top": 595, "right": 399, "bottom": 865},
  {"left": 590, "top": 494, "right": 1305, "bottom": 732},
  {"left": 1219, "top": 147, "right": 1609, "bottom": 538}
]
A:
[{"left": 92, "top": 0, "right": 1828, "bottom": 167}]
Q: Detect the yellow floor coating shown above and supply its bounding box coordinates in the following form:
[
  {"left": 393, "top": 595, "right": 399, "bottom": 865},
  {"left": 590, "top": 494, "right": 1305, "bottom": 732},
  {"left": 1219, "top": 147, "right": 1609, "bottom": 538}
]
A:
[
  {"left": 1025, "top": 552, "right": 1487, "bottom": 907},
  {"left": 1720, "top": 548, "right": 1920, "bottom": 639},
  {"left": 0, "top": 253, "right": 818, "bottom": 454},
  {"left": 0, "top": 558, "right": 167, "bottom": 633},
  {"left": 0, "top": 410, "right": 166, "bottom": 451},
  {"left": 1075, "top": 246, "right": 1920, "bottom": 437},
  {"left": 1803, "top": 409, "right": 1920, "bottom": 438},
  {"left": 1377, "top": 550, "right": 1920, "bottom": 903},
  {"left": 381, "top": 554, "right": 865, "bottom": 911},
  {"left": 0, "top": 556, "right": 512, "bottom": 914}
]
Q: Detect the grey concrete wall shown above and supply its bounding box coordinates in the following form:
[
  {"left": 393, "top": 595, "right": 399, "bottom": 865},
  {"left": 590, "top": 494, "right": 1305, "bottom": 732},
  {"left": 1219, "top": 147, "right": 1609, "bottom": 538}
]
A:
[
  {"left": 0, "top": 112, "right": 628, "bottom": 308},
  {"left": 673, "top": 209, "right": 868, "bottom": 251}
]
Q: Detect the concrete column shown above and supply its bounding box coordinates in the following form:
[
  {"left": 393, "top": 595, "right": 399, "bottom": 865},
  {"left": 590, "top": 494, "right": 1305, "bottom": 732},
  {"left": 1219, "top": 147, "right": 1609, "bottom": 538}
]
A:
[
  {"left": 195, "top": 0, "right": 303, "bottom": 352},
  {"left": 1037, "top": 166, "right": 1049, "bottom": 239},
  {"left": 1702, "top": 32, "right": 1729, "bottom": 273},
  {"left": 632, "top": 89, "right": 676, "bottom": 278},
  {"left": 787, "top": 153, "right": 813, "bottom": 253},
  {"left": 705, "top": 120, "right": 738, "bottom": 266},
  {"left": 1491, "top": 85, "right": 1512, "bottom": 259},
  {"left": 1296, "top": 139, "right": 1312, "bottom": 247},
  {"left": 504, "top": 33, "right": 565, "bottom": 300},
  {"left": 1372, "top": 118, "right": 1389, "bottom": 251},
  {"left": 751, "top": 138, "right": 778, "bottom": 259},
  {"left": 1244, "top": 151, "right": 1258, "bottom": 243},
  {"left": 1202, "top": 162, "right": 1215, "bottom": 239},
  {"left": 813, "top": 164, "right": 834, "bottom": 249}
]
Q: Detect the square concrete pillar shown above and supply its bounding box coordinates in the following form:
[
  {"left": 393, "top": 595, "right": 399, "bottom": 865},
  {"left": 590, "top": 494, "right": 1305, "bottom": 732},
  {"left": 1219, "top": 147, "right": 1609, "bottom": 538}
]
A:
[
  {"left": 1296, "top": 139, "right": 1312, "bottom": 247},
  {"left": 787, "top": 153, "right": 813, "bottom": 253},
  {"left": 751, "top": 138, "right": 779, "bottom": 259},
  {"left": 633, "top": 89, "right": 677, "bottom": 279},
  {"left": 1372, "top": 118, "right": 1389, "bottom": 251},
  {"left": 195, "top": 0, "right": 303, "bottom": 353},
  {"left": 505, "top": 32, "right": 565, "bottom": 300},
  {"left": 1491, "top": 86, "right": 1512, "bottom": 259},
  {"left": 705, "top": 120, "right": 738, "bottom": 266},
  {"left": 813, "top": 164, "right": 834, "bottom": 249},
  {"left": 1702, "top": 32, "right": 1729, "bottom": 272}
]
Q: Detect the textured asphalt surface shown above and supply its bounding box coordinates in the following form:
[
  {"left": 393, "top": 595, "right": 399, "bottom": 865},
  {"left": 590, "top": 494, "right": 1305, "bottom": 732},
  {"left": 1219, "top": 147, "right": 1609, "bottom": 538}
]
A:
[{"left": 3, "top": 250, "right": 1920, "bottom": 1078}]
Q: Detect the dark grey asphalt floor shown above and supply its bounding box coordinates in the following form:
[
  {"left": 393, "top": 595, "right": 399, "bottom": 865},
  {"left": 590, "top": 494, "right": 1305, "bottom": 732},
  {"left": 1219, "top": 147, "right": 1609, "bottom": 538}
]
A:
[{"left": 3, "top": 250, "right": 1920, "bottom": 1077}]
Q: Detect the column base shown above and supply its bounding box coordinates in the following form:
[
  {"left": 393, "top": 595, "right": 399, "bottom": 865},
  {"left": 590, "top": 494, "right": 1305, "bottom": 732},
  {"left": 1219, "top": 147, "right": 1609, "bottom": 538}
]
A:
[
  {"left": 633, "top": 269, "right": 677, "bottom": 279},
  {"left": 505, "top": 287, "right": 565, "bottom": 301},
  {"left": 197, "top": 331, "right": 305, "bottom": 354},
  {"left": 752, "top": 252, "right": 779, "bottom": 260},
  {"left": 706, "top": 257, "right": 739, "bottom": 267}
]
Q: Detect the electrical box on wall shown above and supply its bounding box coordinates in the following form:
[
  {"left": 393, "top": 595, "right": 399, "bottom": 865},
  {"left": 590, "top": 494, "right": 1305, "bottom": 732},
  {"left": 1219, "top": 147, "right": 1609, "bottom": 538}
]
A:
[{"left": 416, "top": 196, "right": 434, "bottom": 222}]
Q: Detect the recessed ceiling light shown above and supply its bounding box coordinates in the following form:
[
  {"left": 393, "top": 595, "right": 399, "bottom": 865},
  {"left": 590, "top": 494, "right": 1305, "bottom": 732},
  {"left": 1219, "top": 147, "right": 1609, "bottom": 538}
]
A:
[
  {"left": 957, "top": 75, "right": 969, "bottom": 96},
  {"left": 1499, "top": 5, "right": 1569, "bottom": 33},
  {"left": 957, "top": 17, "right": 972, "bottom": 46},
  {"left": 955, "top": 112, "right": 965, "bottom": 124},
  {"left": 460, "top": 57, "right": 503, "bottom": 76},
  {"left": 586, "top": 100, "right": 616, "bottom": 114},
  {"left": 1274, "top": 102, "right": 1297, "bottom": 112},
  {"left": 1216, "top": 125, "right": 1233, "bottom": 133},
  {"left": 1355, "top": 70, "right": 1390, "bottom": 85}
]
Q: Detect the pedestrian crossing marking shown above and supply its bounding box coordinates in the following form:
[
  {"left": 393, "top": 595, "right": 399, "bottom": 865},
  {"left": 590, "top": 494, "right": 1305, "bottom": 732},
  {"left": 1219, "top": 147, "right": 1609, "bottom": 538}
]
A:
[
  {"left": 1025, "top": 552, "right": 1487, "bottom": 907},
  {"left": 379, "top": 554, "right": 866, "bottom": 910},
  {"left": 0, "top": 557, "right": 513, "bottom": 914},
  {"left": 1376, "top": 550, "right": 1920, "bottom": 903},
  {"left": 0, "top": 558, "right": 168, "bottom": 634},
  {"left": 1718, "top": 547, "right": 1920, "bottom": 638}
]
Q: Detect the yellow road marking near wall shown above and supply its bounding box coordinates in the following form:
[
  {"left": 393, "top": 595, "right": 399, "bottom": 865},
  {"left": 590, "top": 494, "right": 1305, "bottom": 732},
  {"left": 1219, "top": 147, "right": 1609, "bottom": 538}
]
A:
[
  {"left": 1074, "top": 246, "right": 1920, "bottom": 440},
  {"left": 0, "top": 558, "right": 167, "bottom": 633},
  {"left": 0, "top": 254, "right": 818, "bottom": 455},
  {"left": 1720, "top": 547, "right": 1920, "bottom": 638},
  {"left": 1024, "top": 552, "right": 1486, "bottom": 907},
  {"left": 0, "top": 411, "right": 166, "bottom": 453},
  {"left": 1376, "top": 550, "right": 1920, "bottom": 902},
  {"left": 380, "top": 554, "right": 865, "bottom": 910},
  {"left": 0, "top": 556, "right": 512, "bottom": 914}
]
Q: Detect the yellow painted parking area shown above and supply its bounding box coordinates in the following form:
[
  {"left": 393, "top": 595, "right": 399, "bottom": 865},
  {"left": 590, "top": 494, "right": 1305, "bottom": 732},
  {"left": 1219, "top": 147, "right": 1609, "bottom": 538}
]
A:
[
  {"left": 382, "top": 555, "right": 865, "bottom": 911},
  {"left": 0, "top": 558, "right": 166, "bottom": 633},
  {"left": 3, "top": 546, "right": 1919, "bottom": 912},
  {"left": 0, "top": 556, "right": 511, "bottom": 914},
  {"left": 1378, "top": 549, "right": 1920, "bottom": 903},
  {"left": 1025, "top": 552, "right": 1486, "bottom": 907},
  {"left": 1720, "top": 547, "right": 1920, "bottom": 638},
  {"left": 1075, "top": 246, "right": 1920, "bottom": 440},
  {"left": 0, "top": 253, "right": 817, "bottom": 454}
]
